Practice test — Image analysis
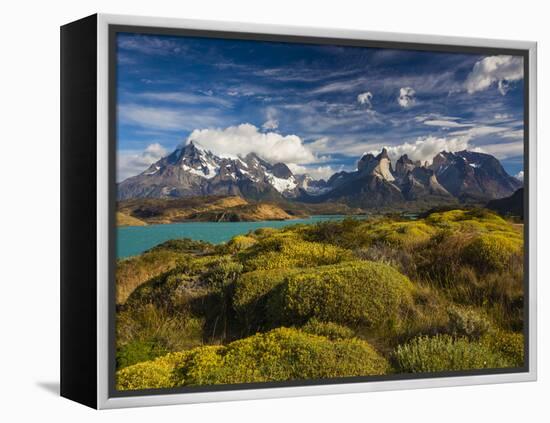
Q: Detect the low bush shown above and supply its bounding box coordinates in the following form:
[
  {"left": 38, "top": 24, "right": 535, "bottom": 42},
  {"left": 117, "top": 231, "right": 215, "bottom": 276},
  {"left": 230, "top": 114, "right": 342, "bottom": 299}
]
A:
[
  {"left": 274, "top": 261, "right": 414, "bottom": 330},
  {"left": 147, "top": 238, "right": 214, "bottom": 254},
  {"left": 226, "top": 235, "right": 257, "bottom": 252},
  {"left": 116, "top": 304, "right": 204, "bottom": 365},
  {"left": 447, "top": 306, "right": 491, "bottom": 339},
  {"left": 394, "top": 334, "right": 511, "bottom": 373},
  {"left": 364, "top": 221, "right": 437, "bottom": 249},
  {"left": 232, "top": 268, "right": 303, "bottom": 333},
  {"left": 482, "top": 330, "right": 524, "bottom": 367},
  {"left": 173, "top": 328, "right": 390, "bottom": 386},
  {"left": 462, "top": 233, "right": 522, "bottom": 273},
  {"left": 116, "top": 340, "right": 168, "bottom": 369},
  {"left": 238, "top": 233, "right": 353, "bottom": 271},
  {"left": 301, "top": 319, "right": 355, "bottom": 340},
  {"left": 116, "top": 352, "right": 187, "bottom": 390},
  {"left": 116, "top": 250, "right": 182, "bottom": 304}
]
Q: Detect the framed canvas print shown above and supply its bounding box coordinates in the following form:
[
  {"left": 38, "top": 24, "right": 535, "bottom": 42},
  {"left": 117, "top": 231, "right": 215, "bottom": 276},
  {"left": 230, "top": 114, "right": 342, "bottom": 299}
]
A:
[{"left": 60, "top": 13, "right": 537, "bottom": 409}]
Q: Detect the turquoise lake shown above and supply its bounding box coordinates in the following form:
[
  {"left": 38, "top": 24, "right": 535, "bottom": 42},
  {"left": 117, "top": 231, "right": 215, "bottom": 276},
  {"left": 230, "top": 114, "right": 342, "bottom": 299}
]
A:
[{"left": 117, "top": 215, "right": 354, "bottom": 259}]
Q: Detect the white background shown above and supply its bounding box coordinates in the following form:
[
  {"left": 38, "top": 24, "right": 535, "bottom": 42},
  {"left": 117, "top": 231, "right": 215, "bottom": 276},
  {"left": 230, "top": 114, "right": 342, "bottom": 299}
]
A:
[{"left": 1, "top": 0, "right": 547, "bottom": 421}]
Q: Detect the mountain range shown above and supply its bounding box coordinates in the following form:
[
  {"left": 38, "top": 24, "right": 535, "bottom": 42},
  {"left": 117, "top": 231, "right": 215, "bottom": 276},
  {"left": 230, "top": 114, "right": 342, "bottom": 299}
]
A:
[{"left": 117, "top": 142, "right": 522, "bottom": 208}]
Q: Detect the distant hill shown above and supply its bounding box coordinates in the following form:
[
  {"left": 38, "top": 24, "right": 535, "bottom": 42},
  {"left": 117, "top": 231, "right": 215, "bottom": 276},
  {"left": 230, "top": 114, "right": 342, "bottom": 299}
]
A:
[
  {"left": 487, "top": 188, "right": 524, "bottom": 219},
  {"left": 116, "top": 212, "right": 147, "bottom": 227},
  {"left": 117, "top": 196, "right": 304, "bottom": 224}
]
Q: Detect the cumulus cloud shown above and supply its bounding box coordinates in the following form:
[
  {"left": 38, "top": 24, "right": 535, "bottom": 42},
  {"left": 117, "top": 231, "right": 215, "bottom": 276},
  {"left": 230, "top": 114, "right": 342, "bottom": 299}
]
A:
[
  {"left": 117, "top": 143, "right": 167, "bottom": 181},
  {"left": 357, "top": 91, "right": 373, "bottom": 108},
  {"left": 374, "top": 135, "right": 472, "bottom": 165},
  {"left": 287, "top": 163, "right": 340, "bottom": 180},
  {"left": 515, "top": 171, "right": 524, "bottom": 181},
  {"left": 398, "top": 87, "right": 416, "bottom": 108},
  {"left": 465, "top": 55, "right": 523, "bottom": 95},
  {"left": 187, "top": 123, "right": 315, "bottom": 165},
  {"left": 262, "top": 107, "right": 279, "bottom": 130}
]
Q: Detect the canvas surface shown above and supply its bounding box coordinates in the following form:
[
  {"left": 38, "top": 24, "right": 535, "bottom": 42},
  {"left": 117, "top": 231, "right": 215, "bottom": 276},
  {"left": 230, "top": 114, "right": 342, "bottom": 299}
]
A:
[{"left": 113, "top": 30, "right": 527, "bottom": 393}]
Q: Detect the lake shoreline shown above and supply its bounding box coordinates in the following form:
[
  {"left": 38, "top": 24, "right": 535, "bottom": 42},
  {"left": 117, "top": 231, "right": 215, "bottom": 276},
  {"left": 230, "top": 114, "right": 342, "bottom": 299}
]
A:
[{"left": 117, "top": 214, "right": 366, "bottom": 259}]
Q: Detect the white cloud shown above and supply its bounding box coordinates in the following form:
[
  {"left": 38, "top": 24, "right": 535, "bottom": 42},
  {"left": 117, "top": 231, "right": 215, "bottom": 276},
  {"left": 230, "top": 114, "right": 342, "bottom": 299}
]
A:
[
  {"left": 477, "top": 141, "right": 523, "bottom": 160},
  {"left": 398, "top": 87, "right": 416, "bottom": 108},
  {"left": 357, "top": 91, "right": 373, "bottom": 108},
  {"left": 117, "top": 143, "right": 167, "bottom": 181},
  {"left": 515, "top": 171, "right": 524, "bottom": 181},
  {"left": 118, "top": 35, "right": 183, "bottom": 56},
  {"left": 499, "top": 129, "right": 524, "bottom": 140},
  {"left": 187, "top": 123, "right": 316, "bottom": 165},
  {"left": 423, "top": 119, "right": 474, "bottom": 128},
  {"left": 450, "top": 125, "right": 509, "bottom": 138},
  {"left": 139, "top": 92, "right": 232, "bottom": 108},
  {"left": 494, "top": 113, "right": 512, "bottom": 120},
  {"left": 119, "top": 104, "right": 220, "bottom": 131},
  {"left": 262, "top": 119, "right": 279, "bottom": 130},
  {"left": 465, "top": 55, "right": 523, "bottom": 95},
  {"left": 374, "top": 135, "right": 472, "bottom": 165},
  {"left": 262, "top": 107, "right": 279, "bottom": 130},
  {"left": 287, "top": 163, "right": 340, "bottom": 180}
]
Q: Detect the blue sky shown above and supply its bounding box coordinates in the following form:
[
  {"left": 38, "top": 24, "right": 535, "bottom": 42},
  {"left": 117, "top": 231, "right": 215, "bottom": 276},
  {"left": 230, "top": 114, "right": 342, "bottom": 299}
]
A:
[{"left": 116, "top": 32, "right": 525, "bottom": 181}]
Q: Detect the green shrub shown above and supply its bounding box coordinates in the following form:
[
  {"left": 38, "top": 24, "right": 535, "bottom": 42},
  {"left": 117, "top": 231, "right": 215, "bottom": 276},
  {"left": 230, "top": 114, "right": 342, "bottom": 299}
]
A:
[
  {"left": 173, "top": 328, "right": 389, "bottom": 386},
  {"left": 233, "top": 268, "right": 303, "bottom": 332},
  {"left": 203, "top": 257, "right": 243, "bottom": 293},
  {"left": 394, "top": 334, "right": 511, "bottom": 373},
  {"left": 116, "top": 340, "right": 168, "bottom": 369},
  {"left": 116, "top": 304, "right": 204, "bottom": 362},
  {"left": 301, "top": 319, "right": 354, "bottom": 340},
  {"left": 202, "top": 257, "right": 244, "bottom": 341},
  {"left": 117, "top": 328, "right": 389, "bottom": 390},
  {"left": 226, "top": 235, "right": 257, "bottom": 252},
  {"left": 116, "top": 352, "right": 187, "bottom": 390},
  {"left": 366, "top": 221, "right": 437, "bottom": 249},
  {"left": 238, "top": 233, "right": 353, "bottom": 271},
  {"left": 482, "top": 330, "right": 524, "bottom": 367},
  {"left": 462, "top": 234, "right": 522, "bottom": 273},
  {"left": 275, "top": 261, "right": 414, "bottom": 329},
  {"left": 447, "top": 306, "right": 491, "bottom": 339},
  {"left": 116, "top": 249, "right": 182, "bottom": 304},
  {"left": 148, "top": 238, "right": 214, "bottom": 254}
]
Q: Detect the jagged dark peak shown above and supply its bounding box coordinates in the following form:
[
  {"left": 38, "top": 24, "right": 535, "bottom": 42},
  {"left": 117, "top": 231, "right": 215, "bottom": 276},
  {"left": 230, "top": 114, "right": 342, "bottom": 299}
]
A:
[
  {"left": 328, "top": 170, "right": 349, "bottom": 184},
  {"left": 271, "top": 163, "right": 293, "bottom": 179},
  {"left": 395, "top": 154, "right": 417, "bottom": 177},
  {"left": 357, "top": 153, "right": 377, "bottom": 172},
  {"left": 177, "top": 141, "right": 211, "bottom": 161},
  {"left": 397, "top": 153, "right": 412, "bottom": 163},
  {"left": 244, "top": 152, "right": 272, "bottom": 168}
]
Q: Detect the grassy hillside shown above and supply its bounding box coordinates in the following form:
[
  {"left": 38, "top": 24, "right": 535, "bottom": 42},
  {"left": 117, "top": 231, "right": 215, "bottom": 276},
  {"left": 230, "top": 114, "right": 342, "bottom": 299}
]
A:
[
  {"left": 117, "top": 196, "right": 307, "bottom": 224},
  {"left": 115, "top": 208, "right": 524, "bottom": 390},
  {"left": 116, "top": 212, "right": 147, "bottom": 227}
]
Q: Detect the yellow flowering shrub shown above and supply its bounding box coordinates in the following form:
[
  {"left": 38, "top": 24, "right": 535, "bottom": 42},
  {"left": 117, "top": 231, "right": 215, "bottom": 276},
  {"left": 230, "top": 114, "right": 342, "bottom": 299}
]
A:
[
  {"left": 462, "top": 233, "right": 523, "bottom": 272},
  {"left": 238, "top": 233, "right": 353, "bottom": 271},
  {"left": 276, "top": 261, "right": 414, "bottom": 329}
]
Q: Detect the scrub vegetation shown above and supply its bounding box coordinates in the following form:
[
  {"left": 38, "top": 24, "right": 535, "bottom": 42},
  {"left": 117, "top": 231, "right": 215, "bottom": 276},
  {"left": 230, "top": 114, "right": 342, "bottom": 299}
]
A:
[{"left": 115, "top": 208, "right": 525, "bottom": 390}]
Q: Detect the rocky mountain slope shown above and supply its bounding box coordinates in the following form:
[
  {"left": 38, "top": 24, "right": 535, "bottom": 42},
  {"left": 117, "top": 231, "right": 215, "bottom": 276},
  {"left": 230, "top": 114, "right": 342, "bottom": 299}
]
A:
[
  {"left": 307, "top": 149, "right": 522, "bottom": 208},
  {"left": 118, "top": 142, "right": 308, "bottom": 201},
  {"left": 118, "top": 142, "right": 522, "bottom": 209}
]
